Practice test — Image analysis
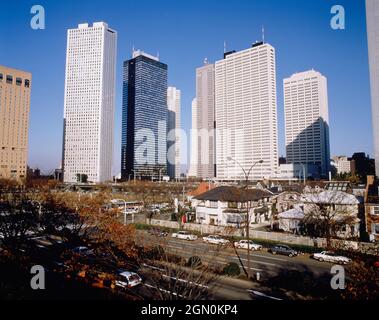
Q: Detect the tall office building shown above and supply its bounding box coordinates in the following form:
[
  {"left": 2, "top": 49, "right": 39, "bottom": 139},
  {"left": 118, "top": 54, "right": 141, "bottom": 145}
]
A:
[
  {"left": 283, "top": 70, "right": 330, "bottom": 178},
  {"left": 194, "top": 62, "right": 215, "bottom": 179},
  {"left": 366, "top": 0, "right": 379, "bottom": 177},
  {"left": 215, "top": 42, "right": 279, "bottom": 180},
  {"left": 167, "top": 86, "right": 181, "bottom": 180},
  {"left": 121, "top": 50, "right": 168, "bottom": 180},
  {"left": 0, "top": 66, "right": 31, "bottom": 181},
  {"left": 188, "top": 98, "right": 198, "bottom": 177},
  {"left": 62, "top": 22, "right": 117, "bottom": 183}
]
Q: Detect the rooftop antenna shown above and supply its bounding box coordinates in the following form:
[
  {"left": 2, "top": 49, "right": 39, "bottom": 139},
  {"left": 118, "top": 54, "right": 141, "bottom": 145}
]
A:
[
  {"left": 157, "top": 51, "right": 160, "bottom": 60},
  {"left": 262, "top": 26, "right": 265, "bottom": 43},
  {"left": 132, "top": 45, "right": 135, "bottom": 55},
  {"left": 204, "top": 57, "right": 208, "bottom": 65},
  {"left": 224, "top": 40, "right": 227, "bottom": 53}
]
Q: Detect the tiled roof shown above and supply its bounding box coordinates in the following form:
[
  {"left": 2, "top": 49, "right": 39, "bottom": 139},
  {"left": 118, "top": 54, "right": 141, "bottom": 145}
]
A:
[{"left": 195, "top": 186, "right": 272, "bottom": 202}]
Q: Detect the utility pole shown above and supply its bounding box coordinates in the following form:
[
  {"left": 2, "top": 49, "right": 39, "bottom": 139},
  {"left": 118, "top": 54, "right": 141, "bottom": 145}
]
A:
[{"left": 227, "top": 157, "right": 263, "bottom": 279}]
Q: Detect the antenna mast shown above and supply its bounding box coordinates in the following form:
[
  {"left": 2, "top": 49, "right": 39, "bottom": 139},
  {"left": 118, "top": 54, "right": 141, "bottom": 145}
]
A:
[{"left": 262, "top": 26, "right": 265, "bottom": 43}]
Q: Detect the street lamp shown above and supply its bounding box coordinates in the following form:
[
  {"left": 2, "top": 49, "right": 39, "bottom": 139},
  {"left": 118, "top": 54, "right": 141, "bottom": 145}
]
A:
[
  {"left": 112, "top": 199, "right": 128, "bottom": 225},
  {"left": 158, "top": 168, "right": 164, "bottom": 184},
  {"left": 131, "top": 169, "right": 137, "bottom": 185},
  {"left": 227, "top": 157, "right": 263, "bottom": 280}
]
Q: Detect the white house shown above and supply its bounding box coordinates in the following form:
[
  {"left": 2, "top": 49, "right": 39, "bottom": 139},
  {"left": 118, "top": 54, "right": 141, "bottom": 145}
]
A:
[{"left": 193, "top": 186, "right": 272, "bottom": 227}]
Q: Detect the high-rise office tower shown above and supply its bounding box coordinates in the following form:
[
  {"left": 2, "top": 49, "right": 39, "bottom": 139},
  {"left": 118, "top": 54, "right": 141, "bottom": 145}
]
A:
[
  {"left": 121, "top": 50, "right": 168, "bottom": 180},
  {"left": 189, "top": 98, "right": 198, "bottom": 177},
  {"left": 366, "top": 0, "right": 379, "bottom": 177},
  {"left": 167, "top": 86, "right": 181, "bottom": 180},
  {"left": 0, "top": 65, "right": 31, "bottom": 181},
  {"left": 62, "top": 22, "right": 117, "bottom": 183},
  {"left": 215, "top": 42, "right": 278, "bottom": 180},
  {"left": 283, "top": 70, "right": 330, "bottom": 178},
  {"left": 195, "top": 62, "right": 215, "bottom": 179}
]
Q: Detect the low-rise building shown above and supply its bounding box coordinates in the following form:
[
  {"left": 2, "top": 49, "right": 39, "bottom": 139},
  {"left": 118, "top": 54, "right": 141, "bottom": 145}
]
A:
[
  {"left": 193, "top": 186, "right": 272, "bottom": 227},
  {"left": 332, "top": 156, "right": 353, "bottom": 175},
  {"left": 302, "top": 190, "right": 360, "bottom": 238}
]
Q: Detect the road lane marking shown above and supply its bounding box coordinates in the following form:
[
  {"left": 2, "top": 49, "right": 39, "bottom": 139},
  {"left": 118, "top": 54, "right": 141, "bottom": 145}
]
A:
[
  {"left": 231, "top": 256, "right": 277, "bottom": 267},
  {"left": 247, "top": 289, "right": 283, "bottom": 301}
]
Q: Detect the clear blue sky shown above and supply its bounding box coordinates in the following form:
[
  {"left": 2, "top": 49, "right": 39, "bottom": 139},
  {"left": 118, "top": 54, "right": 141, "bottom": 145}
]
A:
[{"left": 0, "top": 0, "right": 373, "bottom": 175}]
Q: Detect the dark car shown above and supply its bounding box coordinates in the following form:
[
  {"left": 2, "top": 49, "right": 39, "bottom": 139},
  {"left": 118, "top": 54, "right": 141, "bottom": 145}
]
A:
[
  {"left": 149, "top": 228, "right": 168, "bottom": 238},
  {"left": 268, "top": 244, "right": 298, "bottom": 257}
]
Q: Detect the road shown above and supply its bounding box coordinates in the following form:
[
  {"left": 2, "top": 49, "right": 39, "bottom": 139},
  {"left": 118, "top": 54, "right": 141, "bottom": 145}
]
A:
[{"left": 135, "top": 230, "right": 336, "bottom": 299}]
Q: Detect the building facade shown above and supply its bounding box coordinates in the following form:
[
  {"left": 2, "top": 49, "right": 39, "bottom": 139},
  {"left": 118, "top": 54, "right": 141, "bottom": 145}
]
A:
[
  {"left": 167, "top": 86, "right": 181, "bottom": 180},
  {"left": 121, "top": 50, "right": 168, "bottom": 180},
  {"left": 366, "top": 0, "right": 379, "bottom": 177},
  {"left": 284, "top": 70, "right": 330, "bottom": 179},
  {"left": 192, "top": 62, "right": 216, "bottom": 179},
  {"left": 0, "top": 65, "right": 31, "bottom": 181},
  {"left": 215, "top": 42, "right": 279, "bottom": 180},
  {"left": 62, "top": 22, "right": 117, "bottom": 183},
  {"left": 332, "top": 156, "right": 352, "bottom": 175},
  {"left": 188, "top": 98, "right": 198, "bottom": 177}
]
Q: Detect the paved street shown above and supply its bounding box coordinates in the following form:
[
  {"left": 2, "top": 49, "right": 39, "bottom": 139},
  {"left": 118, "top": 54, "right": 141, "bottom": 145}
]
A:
[{"left": 135, "top": 230, "right": 336, "bottom": 299}]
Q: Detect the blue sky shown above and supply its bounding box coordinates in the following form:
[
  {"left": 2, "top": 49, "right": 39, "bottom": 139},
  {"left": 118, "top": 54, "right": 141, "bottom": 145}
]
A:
[{"left": 0, "top": 0, "right": 373, "bottom": 174}]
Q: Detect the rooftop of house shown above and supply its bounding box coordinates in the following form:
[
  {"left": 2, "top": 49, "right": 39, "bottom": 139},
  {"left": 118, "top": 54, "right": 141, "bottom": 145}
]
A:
[
  {"left": 195, "top": 186, "right": 272, "bottom": 203},
  {"left": 188, "top": 182, "right": 216, "bottom": 197}
]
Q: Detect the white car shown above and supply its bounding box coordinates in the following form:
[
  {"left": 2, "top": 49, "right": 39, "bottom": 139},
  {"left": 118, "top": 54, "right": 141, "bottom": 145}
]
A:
[
  {"left": 116, "top": 271, "right": 143, "bottom": 288},
  {"left": 172, "top": 231, "right": 198, "bottom": 241},
  {"left": 203, "top": 235, "right": 230, "bottom": 245},
  {"left": 312, "top": 251, "right": 351, "bottom": 265},
  {"left": 234, "top": 240, "right": 263, "bottom": 251}
]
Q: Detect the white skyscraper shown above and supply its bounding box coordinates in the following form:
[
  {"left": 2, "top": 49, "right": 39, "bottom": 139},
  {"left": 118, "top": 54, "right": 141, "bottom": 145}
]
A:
[
  {"left": 366, "top": 0, "right": 379, "bottom": 177},
  {"left": 63, "top": 22, "right": 117, "bottom": 183},
  {"left": 195, "top": 62, "right": 215, "bottom": 179},
  {"left": 215, "top": 42, "right": 278, "bottom": 180},
  {"left": 283, "top": 70, "right": 330, "bottom": 178},
  {"left": 167, "top": 86, "right": 181, "bottom": 180},
  {"left": 189, "top": 98, "right": 198, "bottom": 177}
]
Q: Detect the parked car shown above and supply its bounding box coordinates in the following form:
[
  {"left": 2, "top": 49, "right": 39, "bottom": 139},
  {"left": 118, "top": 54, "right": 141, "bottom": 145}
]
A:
[
  {"left": 72, "top": 246, "right": 94, "bottom": 256},
  {"left": 172, "top": 231, "right": 198, "bottom": 241},
  {"left": 149, "top": 228, "right": 168, "bottom": 237},
  {"left": 234, "top": 240, "right": 263, "bottom": 251},
  {"left": 203, "top": 235, "right": 230, "bottom": 245},
  {"left": 312, "top": 251, "right": 351, "bottom": 265},
  {"left": 268, "top": 244, "right": 298, "bottom": 257},
  {"left": 115, "top": 271, "right": 143, "bottom": 288}
]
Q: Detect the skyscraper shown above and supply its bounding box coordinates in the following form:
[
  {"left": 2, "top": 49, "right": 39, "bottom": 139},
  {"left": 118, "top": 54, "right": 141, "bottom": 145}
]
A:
[
  {"left": 194, "top": 62, "right": 215, "bottom": 179},
  {"left": 167, "top": 86, "right": 181, "bottom": 180},
  {"left": 215, "top": 42, "right": 278, "bottom": 180},
  {"left": 189, "top": 98, "right": 198, "bottom": 177},
  {"left": 62, "top": 22, "right": 117, "bottom": 183},
  {"left": 283, "top": 70, "right": 330, "bottom": 179},
  {"left": 121, "top": 50, "right": 168, "bottom": 180},
  {"left": 366, "top": 0, "right": 379, "bottom": 177},
  {"left": 0, "top": 65, "right": 31, "bottom": 181}
]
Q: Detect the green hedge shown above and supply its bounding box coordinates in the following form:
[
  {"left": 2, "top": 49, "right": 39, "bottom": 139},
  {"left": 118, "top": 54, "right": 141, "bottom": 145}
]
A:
[{"left": 223, "top": 262, "right": 241, "bottom": 277}]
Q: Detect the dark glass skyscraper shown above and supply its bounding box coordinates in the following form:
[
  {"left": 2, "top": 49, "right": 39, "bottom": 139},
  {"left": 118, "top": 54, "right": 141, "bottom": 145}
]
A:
[{"left": 121, "top": 51, "right": 168, "bottom": 180}]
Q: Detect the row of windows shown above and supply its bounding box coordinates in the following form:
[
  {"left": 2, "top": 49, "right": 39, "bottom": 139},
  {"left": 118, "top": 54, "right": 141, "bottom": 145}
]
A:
[{"left": 0, "top": 74, "right": 30, "bottom": 88}]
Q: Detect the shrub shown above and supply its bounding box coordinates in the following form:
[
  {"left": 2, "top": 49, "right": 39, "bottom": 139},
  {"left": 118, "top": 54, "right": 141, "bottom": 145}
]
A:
[
  {"left": 223, "top": 262, "right": 241, "bottom": 277},
  {"left": 187, "top": 256, "right": 202, "bottom": 269}
]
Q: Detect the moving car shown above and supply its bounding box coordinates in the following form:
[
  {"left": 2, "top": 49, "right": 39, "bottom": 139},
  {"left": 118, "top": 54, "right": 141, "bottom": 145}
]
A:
[
  {"left": 115, "top": 271, "right": 143, "bottom": 288},
  {"left": 312, "top": 251, "right": 351, "bottom": 265},
  {"left": 172, "top": 231, "right": 198, "bottom": 241},
  {"left": 203, "top": 235, "right": 230, "bottom": 245},
  {"left": 268, "top": 244, "right": 298, "bottom": 257},
  {"left": 234, "top": 240, "right": 263, "bottom": 251}
]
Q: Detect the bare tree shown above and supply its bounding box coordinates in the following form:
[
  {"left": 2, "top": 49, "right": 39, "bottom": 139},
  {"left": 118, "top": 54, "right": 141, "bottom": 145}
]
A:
[{"left": 301, "top": 190, "right": 359, "bottom": 248}]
